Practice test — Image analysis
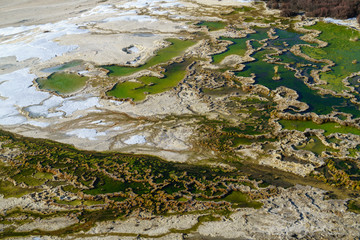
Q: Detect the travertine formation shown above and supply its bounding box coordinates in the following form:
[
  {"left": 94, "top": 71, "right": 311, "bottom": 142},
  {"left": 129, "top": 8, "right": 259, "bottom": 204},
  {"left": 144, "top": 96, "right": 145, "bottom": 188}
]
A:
[{"left": 0, "top": 0, "right": 360, "bottom": 239}]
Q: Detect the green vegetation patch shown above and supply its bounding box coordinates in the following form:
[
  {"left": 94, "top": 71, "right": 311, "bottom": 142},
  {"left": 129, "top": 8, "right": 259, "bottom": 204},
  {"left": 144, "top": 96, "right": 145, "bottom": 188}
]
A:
[
  {"left": 315, "top": 158, "right": 360, "bottom": 190},
  {"left": 348, "top": 200, "right": 360, "bottom": 213},
  {"left": 0, "top": 129, "right": 259, "bottom": 215},
  {"left": 103, "top": 38, "right": 196, "bottom": 77},
  {"left": 251, "top": 40, "right": 263, "bottom": 49},
  {"left": 295, "top": 136, "right": 336, "bottom": 156},
  {"left": 232, "top": 137, "right": 276, "bottom": 148},
  {"left": 0, "top": 180, "right": 35, "bottom": 198},
  {"left": 217, "top": 191, "right": 262, "bottom": 209},
  {"left": 196, "top": 191, "right": 262, "bottom": 209},
  {"left": 236, "top": 6, "right": 255, "bottom": 12},
  {"left": 54, "top": 198, "right": 105, "bottom": 206},
  {"left": 212, "top": 37, "right": 248, "bottom": 64},
  {"left": 198, "top": 97, "right": 276, "bottom": 152},
  {"left": 36, "top": 72, "right": 88, "bottom": 94},
  {"left": 302, "top": 22, "right": 360, "bottom": 94},
  {"left": 279, "top": 120, "right": 360, "bottom": 136},
  {"left": 197, "top": 21, "right": 227, "bottom": 31}
]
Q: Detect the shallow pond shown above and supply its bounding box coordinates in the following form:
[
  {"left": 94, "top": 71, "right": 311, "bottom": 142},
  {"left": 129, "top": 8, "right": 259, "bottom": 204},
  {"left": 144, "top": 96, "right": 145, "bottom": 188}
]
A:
[
  {"left": 211, "top": 27, "right": 268, "bottom": 64},
  {"left": 267, "top": 28, "right": 313, "bottom": 49},
  {"left": 302, "top": 22, "right": 360, "bottom": 93},
  {"left": 41, "top": 60, "right": 83, "bottom": 73},
  {"left": 279, "top": 119, "right": 360, "bottom": 136},
  {"left": 103, "top": 38, "right": 196, "bottom": 77},
  {"left": 235, "top": 49, "right": 360, "bottom": 117},
  {"left": 36, "top": 72, "right": 88, "bottom": 95},
  {"left": 107, "top": 59, "right": 192, "bottom": 101},
  {"left": 197, "top": 21, "right": 227, "bottom": 31}
]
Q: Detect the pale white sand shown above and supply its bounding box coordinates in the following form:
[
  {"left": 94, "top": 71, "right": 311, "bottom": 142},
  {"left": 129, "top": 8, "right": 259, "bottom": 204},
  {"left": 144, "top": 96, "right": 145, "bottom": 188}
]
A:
[
  {"left": 80, "top": 4, "right": 117, "bottom": 17},
  {"left": 118, "top": 0, "right": 180, "bottom": 9},
  {"left": 0, "top": 21, "right": 87, "bottom": 61},
  {"left": 26, "top": 121, "right": 50, "bottom": 128},
  {"left": 57, "top": 96, "right": 101, "bottom": 116},
  {"left": 104, "top": 15, "right": 158, "bottom": 23},
  {"left": 66, "top": 128, "right": 106, "bottom": 140},
  {"left": 124, "top": 135, "right": 147, "bottom": 144},
  {"left": 0, "top": 68, "right": 49, "bottom": 125},
  {"left": 323, "top": 17, "right": 359, "bottom": 28}
]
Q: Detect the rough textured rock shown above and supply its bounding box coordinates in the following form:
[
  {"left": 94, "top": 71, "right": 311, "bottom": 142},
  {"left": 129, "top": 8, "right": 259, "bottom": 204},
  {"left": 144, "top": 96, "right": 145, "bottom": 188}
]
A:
[
  {"left": 197, "top": 185, "right": 360, "bottom": 239},
  {"left": 15, "top": 216, "right": 78, "bottom": 232}
]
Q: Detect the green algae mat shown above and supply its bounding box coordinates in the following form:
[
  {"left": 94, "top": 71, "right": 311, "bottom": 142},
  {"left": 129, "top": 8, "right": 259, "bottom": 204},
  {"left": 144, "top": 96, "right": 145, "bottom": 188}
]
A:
[
  {"left": 107, "top": 59, "right": 191, "bottom": 101},
  {"left": 212, "top": 27, "right": 269, "bottom": 64},
  {"left": 302, "top": 22, "right": 360, "bottom": 94},
  {"left": 279, "top": 119, "right": 360, "bottom": 136},
  {"left": 197, "top": 21, "right": 227, "bottom": 31},
  {"left": 103, "top": 38, "right": 196, "bottom": 77},
  {"left": 37, "top": 72, "right": 88, "bottom": 94}
]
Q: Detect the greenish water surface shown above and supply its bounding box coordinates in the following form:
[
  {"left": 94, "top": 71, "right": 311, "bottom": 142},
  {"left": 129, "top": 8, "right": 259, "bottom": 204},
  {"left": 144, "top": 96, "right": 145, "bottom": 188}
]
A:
[
  {"left": 197, "top": 21, "right": 227, "bottom": 31},
  {"left": 235, "top": 49, "right": 359, "bottom": 116},
  {"left": 103, "top": 38, "right": 196, "bottom": 77},
  {"left": 295, "top": 136, "right": 337, "bottom": 156},
  {"left": 302, "top": 22, "right": 360, "bottom": 93},
  {"left": 41, "top": 60, "right": 83, "bottom": 73},
  {"left": 107, "top": 59, "right": 191, "bottom": 101},
  {"left": 36, "top": 72, "right": 88, "bottom": 94},
  {"left": 212, "top": 27, "right": 268, "bottom": 64},
  {"left": 279, "top": 119, "right": 360, "bottom": 136},
  {"left": 268, "top": 28, "right": 313, "bottom": 49}
]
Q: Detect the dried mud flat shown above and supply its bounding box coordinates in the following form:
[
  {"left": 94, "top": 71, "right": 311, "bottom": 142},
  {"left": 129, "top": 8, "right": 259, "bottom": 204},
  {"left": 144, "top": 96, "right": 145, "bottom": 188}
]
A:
[{"left": 1, "top": 0, "right": 360, "bottom": 239}]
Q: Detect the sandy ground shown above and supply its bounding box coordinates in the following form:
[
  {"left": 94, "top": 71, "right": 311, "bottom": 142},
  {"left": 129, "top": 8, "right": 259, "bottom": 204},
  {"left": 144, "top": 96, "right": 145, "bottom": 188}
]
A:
[{"left": 0, "top": 0, "right": 106, "bottom": 28}]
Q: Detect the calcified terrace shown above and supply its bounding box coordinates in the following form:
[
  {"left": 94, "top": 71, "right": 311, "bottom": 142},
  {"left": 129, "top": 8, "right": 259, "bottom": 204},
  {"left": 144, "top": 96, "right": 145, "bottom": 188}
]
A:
[{"left": 0, "top": 0, "right": 360, "bottom": 239}]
